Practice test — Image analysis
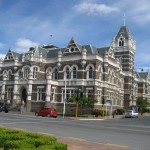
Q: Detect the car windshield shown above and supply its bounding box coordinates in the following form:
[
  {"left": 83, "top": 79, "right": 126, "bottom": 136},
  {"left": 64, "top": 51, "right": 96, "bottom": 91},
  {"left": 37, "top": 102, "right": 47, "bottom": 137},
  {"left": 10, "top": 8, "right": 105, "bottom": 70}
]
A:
[
  {"left": 0, "top": 102, "right": 4, "bottom": 106},
  {"left": 126, "top": 110, "right": 132, "bottom": 113}
]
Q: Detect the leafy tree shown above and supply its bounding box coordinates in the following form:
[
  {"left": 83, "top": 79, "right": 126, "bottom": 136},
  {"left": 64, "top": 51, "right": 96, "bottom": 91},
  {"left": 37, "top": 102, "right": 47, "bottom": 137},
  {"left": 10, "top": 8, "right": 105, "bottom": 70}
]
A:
[
  {"left": 136, "top": 98, "right": 150, "bottom": 114},
  {"left": 67, "top": 94, "right": 98, "bottom": 115}
]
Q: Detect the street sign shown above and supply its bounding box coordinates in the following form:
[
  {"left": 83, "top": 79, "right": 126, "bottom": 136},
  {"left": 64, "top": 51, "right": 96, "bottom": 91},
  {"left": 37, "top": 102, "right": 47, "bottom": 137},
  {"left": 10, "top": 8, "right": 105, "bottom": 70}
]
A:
[{"left": 106, "top": 100, "right": 112, "bottom": 105}]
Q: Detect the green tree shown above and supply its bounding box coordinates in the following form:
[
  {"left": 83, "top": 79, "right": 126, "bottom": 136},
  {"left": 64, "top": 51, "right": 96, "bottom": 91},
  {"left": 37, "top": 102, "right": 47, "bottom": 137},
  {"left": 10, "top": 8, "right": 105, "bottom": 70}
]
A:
[
  {"left": 136, "top": 98, "right": 150, "bottom": 115},
  {"left": 67, "top": 94, "right": 98, "bottom": 115}
]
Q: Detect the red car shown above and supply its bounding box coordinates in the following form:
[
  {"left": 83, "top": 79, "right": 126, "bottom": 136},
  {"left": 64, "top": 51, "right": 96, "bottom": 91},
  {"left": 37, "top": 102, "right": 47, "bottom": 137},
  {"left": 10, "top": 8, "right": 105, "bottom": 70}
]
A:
[{"left": 35, "top": 107, "right": 57, "bottom": 118}]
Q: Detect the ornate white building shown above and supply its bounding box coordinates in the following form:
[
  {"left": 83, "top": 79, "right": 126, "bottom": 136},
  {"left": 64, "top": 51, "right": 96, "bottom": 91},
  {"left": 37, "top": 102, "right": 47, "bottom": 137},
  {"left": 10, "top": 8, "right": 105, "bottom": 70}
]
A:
[{"left": 0, "top": 25, "right": 150, "bottom": 112}]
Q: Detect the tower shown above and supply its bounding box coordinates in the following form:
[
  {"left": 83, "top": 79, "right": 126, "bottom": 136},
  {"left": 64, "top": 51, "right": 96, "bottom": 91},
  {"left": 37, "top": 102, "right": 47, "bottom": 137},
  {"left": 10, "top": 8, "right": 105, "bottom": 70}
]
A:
[{"left": 111, "top": 25, "right": 136, "bottom": 107}]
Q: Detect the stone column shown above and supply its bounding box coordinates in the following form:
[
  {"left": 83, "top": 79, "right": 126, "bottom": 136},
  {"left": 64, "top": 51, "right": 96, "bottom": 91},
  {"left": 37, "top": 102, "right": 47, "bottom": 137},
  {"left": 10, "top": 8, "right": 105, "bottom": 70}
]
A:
[
  {"left": 1, "top": 74, "right": 7, "bottom": 100},
  {"left": 26, "top": 71, "right": 33, "bottom": 112},
  {"left": 45, "top": 72, "right": 52, "bottom": 107},
  {"left": 13, "top": 72, "right": 19, "bottom": 106}
]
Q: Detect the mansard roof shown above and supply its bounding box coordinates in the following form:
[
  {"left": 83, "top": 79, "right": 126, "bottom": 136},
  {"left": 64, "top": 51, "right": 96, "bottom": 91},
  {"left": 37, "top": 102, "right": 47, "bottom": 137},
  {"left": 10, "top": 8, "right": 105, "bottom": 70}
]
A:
[
  {"left": 97, "top": 47, "right": 109, "bottom": 55},
  {"left": 11, "top": 51, "right": 22, "bottom": 61},
  {"left": 115, "top": 26, "right": 131, "bottom": 40},
  {"left": 47, "top": 48, "right": 64, "bottom": 58},
  {"left": 83, "top": 45, "right": 99, "bottom": 55}
]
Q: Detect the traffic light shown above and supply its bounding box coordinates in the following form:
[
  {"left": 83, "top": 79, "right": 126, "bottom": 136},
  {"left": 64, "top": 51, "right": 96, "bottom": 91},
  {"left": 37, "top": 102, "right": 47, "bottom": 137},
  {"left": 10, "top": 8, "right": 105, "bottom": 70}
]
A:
[
  {"left": 80, "top": 92, "right": 83, "bottom": 98},
  {"left": 76, "top": 95, "right": 79, "bottom": 102},
  {"left": 102, "top": 98, "right": 105, "bottom": 105}
]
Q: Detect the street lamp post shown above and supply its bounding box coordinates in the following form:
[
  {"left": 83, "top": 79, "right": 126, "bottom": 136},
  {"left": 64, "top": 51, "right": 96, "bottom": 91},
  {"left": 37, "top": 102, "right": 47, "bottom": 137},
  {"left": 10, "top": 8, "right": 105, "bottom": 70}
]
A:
[{"left": 63, "top": 80, "right": 66, "bottom": 119}]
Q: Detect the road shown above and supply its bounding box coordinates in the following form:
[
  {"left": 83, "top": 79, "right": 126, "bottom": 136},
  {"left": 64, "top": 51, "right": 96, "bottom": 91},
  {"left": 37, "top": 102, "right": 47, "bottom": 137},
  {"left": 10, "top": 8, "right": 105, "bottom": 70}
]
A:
[{"left": 0, "top": 112, "right": 150, "bottom": 150}]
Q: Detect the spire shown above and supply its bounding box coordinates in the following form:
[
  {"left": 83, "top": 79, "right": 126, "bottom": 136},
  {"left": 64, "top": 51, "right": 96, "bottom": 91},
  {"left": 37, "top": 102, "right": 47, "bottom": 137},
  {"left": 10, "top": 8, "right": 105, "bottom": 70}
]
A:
[{"left": 124, "top": 13, "right": 126, "bottom": 26}]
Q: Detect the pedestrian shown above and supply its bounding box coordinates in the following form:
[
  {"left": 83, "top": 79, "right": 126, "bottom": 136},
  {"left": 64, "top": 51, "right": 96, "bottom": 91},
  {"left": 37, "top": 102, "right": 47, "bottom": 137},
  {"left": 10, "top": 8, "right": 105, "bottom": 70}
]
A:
[
  {"left": 95, "top": 108, "right": 99, "bottom": 117},
  {"left": 112, "top": 110, "right": 116, "bottom": 118},
  {"left": 20, "top": 101, "right": 24, "bottom": 114}
]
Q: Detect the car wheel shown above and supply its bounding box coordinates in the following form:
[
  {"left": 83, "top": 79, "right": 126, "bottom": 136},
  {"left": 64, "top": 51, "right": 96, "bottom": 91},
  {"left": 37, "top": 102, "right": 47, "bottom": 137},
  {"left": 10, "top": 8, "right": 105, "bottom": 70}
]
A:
[
  {"left": 53, "top": 116, "right": 57, "bottom": 118},
  {"left": 35, "top": 113, "right": 38, "bottom": 116},
  {"left": 47, "top": 114, "right": 51, "bottom": 118}
]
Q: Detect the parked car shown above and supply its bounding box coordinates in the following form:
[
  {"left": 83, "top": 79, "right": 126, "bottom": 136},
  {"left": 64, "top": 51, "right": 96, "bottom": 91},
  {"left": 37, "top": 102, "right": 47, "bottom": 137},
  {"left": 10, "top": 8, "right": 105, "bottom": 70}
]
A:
[
  {"left": 124, "top": 110, "right": 138, "bottom": 118},
  {"left": 0, "top": 102, "right": 9, "bottom": 113},
  {"left": 35, "top": 107, "right": 57, "bottom": 118}
]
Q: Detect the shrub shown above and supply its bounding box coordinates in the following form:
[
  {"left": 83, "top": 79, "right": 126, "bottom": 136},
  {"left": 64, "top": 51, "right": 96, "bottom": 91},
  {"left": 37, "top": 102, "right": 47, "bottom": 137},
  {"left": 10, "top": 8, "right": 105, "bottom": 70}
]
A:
[
  {"left": 37, "top": 145, "right": 55, "bottom": 150},
  {"left": 54, "top": 143, "right": 67, "bottom": 150},
  {"left": 116, "top": 108, "right": 125, "bottom": 115},
  {"left": 0, "top": 128, "right": 67, "bottom": 150},
  {"left": 3, "top": 140, "right": 36, "bottom": 150}
]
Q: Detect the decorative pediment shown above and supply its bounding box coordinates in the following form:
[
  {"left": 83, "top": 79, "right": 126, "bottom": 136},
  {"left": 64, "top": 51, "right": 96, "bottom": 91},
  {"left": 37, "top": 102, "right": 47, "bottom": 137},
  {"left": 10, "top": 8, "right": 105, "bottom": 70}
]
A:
[{"left": 63, "top": 38, "right": 82, "bottom": 54}]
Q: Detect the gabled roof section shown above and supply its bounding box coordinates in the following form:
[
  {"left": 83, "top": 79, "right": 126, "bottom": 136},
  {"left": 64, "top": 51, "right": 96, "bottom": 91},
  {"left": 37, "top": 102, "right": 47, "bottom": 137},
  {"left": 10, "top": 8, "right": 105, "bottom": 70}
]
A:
[
  {"left": 115, "top": 26, "right": 131, "bottom": 40},
  {"left": 63, "top": 38, "right": 83, "bottom": 54}
]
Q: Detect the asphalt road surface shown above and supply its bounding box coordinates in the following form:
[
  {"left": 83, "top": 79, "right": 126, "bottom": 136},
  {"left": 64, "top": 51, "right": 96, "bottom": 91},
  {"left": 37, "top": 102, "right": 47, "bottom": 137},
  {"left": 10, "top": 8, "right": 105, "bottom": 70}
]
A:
[{"left": 0, "top": 112, "right": 150, "bottom": 150}]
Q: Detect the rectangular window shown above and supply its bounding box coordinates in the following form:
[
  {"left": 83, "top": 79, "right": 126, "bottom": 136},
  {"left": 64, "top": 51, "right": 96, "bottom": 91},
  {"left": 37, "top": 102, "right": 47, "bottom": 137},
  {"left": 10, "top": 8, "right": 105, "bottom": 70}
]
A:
[
  {"left": 37, "top": 88, "right": 44, "bottom": 101},
  {"left": 7, "top": 88, "right": 13, "bottom": 100}
]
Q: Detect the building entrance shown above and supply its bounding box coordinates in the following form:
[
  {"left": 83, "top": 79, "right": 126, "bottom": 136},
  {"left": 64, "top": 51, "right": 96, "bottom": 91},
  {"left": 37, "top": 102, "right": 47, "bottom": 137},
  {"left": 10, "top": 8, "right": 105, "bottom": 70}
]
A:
[{"left": 21, "top": 88, "right": 27, "bottom": 104}]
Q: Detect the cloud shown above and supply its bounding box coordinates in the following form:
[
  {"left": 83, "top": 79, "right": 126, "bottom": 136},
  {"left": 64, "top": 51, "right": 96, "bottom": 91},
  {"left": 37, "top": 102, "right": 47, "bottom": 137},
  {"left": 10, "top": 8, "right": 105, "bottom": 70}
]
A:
[
  {"left": 73, "top": 2, "right": 119, "bottom": 15},
  {"left": 15, "top": 38, "right": 39, "bottom": 52},
  {"left": 0, "top": 43, "right": 4, "bottom": 48},
  {"left": 0, "top": 53, "right": 5, "bottom": 59},
  {"left": 114, "top": 0, "right": 150, "bottom": 25}
]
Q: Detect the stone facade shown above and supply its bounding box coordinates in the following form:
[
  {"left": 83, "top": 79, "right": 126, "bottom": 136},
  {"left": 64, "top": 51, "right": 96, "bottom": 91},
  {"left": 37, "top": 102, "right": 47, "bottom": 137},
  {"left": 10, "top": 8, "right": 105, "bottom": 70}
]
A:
[{"left": 0, "top": 25, "right": 150, "bottom": 113}]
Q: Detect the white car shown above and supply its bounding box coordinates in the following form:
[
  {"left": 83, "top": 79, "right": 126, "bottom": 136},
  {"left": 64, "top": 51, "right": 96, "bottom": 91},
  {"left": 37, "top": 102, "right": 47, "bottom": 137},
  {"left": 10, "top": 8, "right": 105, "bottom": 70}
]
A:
[{"left": 125, "top": 110, "right": 138, "bottom": 118}]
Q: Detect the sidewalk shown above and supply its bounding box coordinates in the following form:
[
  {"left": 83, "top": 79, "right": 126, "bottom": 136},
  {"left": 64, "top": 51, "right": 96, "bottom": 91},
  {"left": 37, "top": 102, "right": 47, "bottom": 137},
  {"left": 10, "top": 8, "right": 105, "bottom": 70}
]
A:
[{"left": 57, "top": 136, "right": 135, "bottom": 150}]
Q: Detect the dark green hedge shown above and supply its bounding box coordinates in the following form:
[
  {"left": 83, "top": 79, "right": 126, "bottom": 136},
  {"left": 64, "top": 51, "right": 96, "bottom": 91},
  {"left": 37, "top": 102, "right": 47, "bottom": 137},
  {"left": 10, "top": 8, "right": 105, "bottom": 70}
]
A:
[{"left": 0, "top": 128, "right": 67, "bottom": 150}]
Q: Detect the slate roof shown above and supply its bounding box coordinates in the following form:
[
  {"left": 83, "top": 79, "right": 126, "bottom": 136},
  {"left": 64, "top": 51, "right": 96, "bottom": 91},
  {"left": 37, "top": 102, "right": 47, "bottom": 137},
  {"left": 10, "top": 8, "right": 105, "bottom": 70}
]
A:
[
  {"left": 115, "top": 26, "right": 131, "bottom": 40},
  {"left": 11, "top": 51, "right": 22, "bottom": 61},
  {"left": 4, "top": 39, "right": 112, "bottom": 61},
  {"left": 97, "top": 47, "right": 110, "bottom": 56},
  {"left": 29, "top": 44, "right": 110, "bottom": 59}
]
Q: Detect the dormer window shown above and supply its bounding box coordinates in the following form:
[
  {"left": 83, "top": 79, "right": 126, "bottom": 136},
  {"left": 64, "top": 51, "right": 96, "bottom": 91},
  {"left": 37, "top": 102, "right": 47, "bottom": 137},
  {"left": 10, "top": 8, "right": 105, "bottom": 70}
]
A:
[{"left": 119, "top": 38, "right": 124, "bottom": 47}]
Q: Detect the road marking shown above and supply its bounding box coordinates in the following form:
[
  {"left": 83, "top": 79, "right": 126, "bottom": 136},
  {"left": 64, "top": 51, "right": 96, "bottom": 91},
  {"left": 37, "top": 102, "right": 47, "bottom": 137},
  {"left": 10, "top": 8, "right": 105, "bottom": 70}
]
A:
[
  {"left": 106, "top": 143, "right": 129, "bottom": 148},
  {"left": 12, "top": 128, "right": 26, "bottom": 131},
  {"left": 79, "top": 119, "right": 104, "bottom": 120},
  {"left": 37, "top": 132, "right": 55, "bottom": 136},
  {"left": 67, "top": 137, "right": 87, "bottom": 141}
]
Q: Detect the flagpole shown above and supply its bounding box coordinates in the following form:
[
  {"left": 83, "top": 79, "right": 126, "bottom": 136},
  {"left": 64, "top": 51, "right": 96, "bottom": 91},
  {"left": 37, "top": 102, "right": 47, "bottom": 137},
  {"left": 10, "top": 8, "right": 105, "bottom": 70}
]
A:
[{"left": 63, "top": 80, "right": 66, "bottom": 119}]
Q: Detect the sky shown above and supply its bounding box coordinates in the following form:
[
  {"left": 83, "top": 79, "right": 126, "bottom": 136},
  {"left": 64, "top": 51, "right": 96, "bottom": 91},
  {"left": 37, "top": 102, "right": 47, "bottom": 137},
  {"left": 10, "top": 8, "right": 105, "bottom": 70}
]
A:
[{"left": 0, "top": 0, "right": 150, "bottom": 69}]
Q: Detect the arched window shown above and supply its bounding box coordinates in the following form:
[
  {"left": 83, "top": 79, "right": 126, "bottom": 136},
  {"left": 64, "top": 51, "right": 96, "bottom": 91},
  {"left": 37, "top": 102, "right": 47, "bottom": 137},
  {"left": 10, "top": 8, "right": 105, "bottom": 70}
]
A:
[
  {"left": 89, "top": 66, "right": 93, "bottom": 79},
  {"left": 53, "top": 68, "right": 58, "bottom": 80},
  {"left": 23, "top": 67, "right": 30, "bottom": 79},
  {"left": 119, "top": 38, "right": 124, "bottom": 47},
  {"left": 18, "top": 70, "right": 22, "bottom": 79},
  {"left": 108, "top": 71, "right": 111, "bottom": 82},
  {"left": 66, "top": 67, "right": 71, "bottom": 79},
  {"left": 72, "top": 67, "right": 77, "bottom": 79},
  {"left": 98, "top": 67, "right": 103, "bottom": 81},
  {"left": 33, "top": 67, "right": 38, "bottom": 79},
  {"left": 7, "top": 70, "right": 12, "bottom": 80},
  {"left": 47, "top": 68, "right": 52, "bottom": 73}
]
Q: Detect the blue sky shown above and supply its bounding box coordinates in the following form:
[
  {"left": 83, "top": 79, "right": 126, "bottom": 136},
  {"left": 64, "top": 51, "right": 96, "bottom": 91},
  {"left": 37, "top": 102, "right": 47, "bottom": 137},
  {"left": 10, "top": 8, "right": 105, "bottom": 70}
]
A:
[{"left": 0, "top": 0, "right": 150, "bottom": 69}]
